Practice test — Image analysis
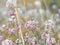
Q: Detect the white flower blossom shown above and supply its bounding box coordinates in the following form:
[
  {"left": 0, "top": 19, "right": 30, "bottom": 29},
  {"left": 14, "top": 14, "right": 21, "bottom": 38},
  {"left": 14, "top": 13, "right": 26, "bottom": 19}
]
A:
[
  {"left": 2, "top": 39, "right": 14, "bottom": 45},
  {"left": 45, "top": 19, "right": 55, "bottom": 31},
  {"left": 51, "top": 37, "right": 56, "bottom": 43},
  {"left": 34, "top": 0, "right": 41, "bottom": 8},
  {"left": 6, "top": 0, "right": 17, "bottom": 7}
]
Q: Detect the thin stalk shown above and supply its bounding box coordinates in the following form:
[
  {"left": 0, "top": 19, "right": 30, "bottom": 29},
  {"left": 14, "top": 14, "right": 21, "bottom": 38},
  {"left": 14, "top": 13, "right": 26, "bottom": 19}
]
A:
[
  {"left": 14, "top": 7, "right": 25, "bottom": 45},
  {"left": 14, "top": 1, "right": 25, "bottom": 45}
]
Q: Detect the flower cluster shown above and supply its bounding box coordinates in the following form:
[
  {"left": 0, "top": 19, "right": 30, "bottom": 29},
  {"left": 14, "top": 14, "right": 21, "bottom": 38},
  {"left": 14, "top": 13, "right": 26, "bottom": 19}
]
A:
[
  {"left": 25, "top": 19, "right": 39, "bottom": 31},
  {"left": 2, "top": 39, "right": 14, "bottom": 45}
]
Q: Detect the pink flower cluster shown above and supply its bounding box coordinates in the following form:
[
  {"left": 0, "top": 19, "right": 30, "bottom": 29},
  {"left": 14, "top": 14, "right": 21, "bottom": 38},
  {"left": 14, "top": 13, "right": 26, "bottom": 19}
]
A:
[
  {"left": 8, "top": 28, "right": 16, "bottom": 35},
  {"left": 25, "top": 36, "right": 39, "bottom": 45},
  {"left": 41, "top": 33, "right": 47, "bottom": 40},
  {"left": 25, "top": 19, "right": 39, "bottom": 31}
]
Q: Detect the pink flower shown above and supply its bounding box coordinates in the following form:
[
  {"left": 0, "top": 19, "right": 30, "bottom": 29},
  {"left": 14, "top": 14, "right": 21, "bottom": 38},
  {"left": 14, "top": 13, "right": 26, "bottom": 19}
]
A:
[
  {"left": 9, "top": 10, "right": 14, "bottom": 16},
  {"left": 8, "top": 28, "right": 16, "bottom": 35},
  {"left": 0, "top": 36, "right": 3, "bottom": 43},
  {"left": 28, "top": 38, "right": 32, "bottom": 43},
  {"left": 25, "top": 20, "right": 39, "bottom": 31},
  {"left": 41, "top": 33, "right": 47, "bottom": 40}
]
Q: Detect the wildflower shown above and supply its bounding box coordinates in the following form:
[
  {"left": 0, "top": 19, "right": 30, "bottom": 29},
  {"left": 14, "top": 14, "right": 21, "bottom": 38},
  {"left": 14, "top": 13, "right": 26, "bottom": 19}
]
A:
[
  {"left": 6, "top": 0, "right": 13, "bottom": 8},
  {"left": 25, "top": 33, "right": 29, "bottom": 42},
  {"left": 25, "top": 19, "right": 39, "bottom": 31},
  {"left": 0, "top": 35, "right": 3, "bottom": 43},
  {"left": 9, "top": 10, "right": 15, "bottom": 16},
  {"left": 0, "top": 25, "right": 6, "bottom": 31},
  {"left": 51, "top": 4, "right": 58, "bottom": 12},
  {"left": 51, "top": 37, "right": 56, "bottom": 44},
  {"left": 8, "top": 18, "right": 13, "bottom": 22},
  {"left": 34, "top": 0, "right": 41, "bottom": 9},
  {"left": 6, "top": 0, "right": 17, "bottom": 7},
  {"left": 8, "top": 28, "right": 16, "bottom": 35},
  {"left": 15, "top": 38, "right": 22, "bottom": 45},
  {"left": 41, "top": 33, "right": 47, "bottom": 40},
  {"left": 2, "top": 39, "right": 14, "bottom": 45},
  {"left": 44, "top": 20, "right": 55, "bottom": 31}
]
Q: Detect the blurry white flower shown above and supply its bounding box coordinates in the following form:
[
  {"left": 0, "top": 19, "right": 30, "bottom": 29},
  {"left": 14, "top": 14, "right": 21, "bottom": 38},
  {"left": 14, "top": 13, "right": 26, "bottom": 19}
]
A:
[
  {"left": 0, "top": 25, "right": 6, "bottom": 31},
  {"left": 8, "top": 18, "right": 13, "bottom": 21},
  {"left": 15, "top": 38, "right": 22, "bottom": 44},
  {"left": 6, "top": 0, "right": 17, "bottom": 7},
  {"left": 51, "top": 37, "right": 56, "bottom": 43},
  {"left": 2, "top": 25, "right": 6, "bottom": 28},
  {"left": 15, "top": 39, "right": 19, "bottom": 43},
  {"left": 12, "top": 0, "right": 17, "bottom": 6},
  {"left": 2, "top": 39, "right": 14, "bottom": 45},
  {"left": 34, "top": 0, "right": 41, "bottom": 8},
  {"left": 51, "top": 4, "right": 58, "bottom": 10},
  {"left": 11, "top": 16, "right": 15, "bottom": 19},
  {"left": 32, "top": 37, "right": 36, "bottom": 44},
  {"left": 6, "top": 0, "right": 13, "bottom": 7},
  {"left": 13, "top": 19, "right": 16, "bottom": 23},
  {"left": 45, "top": 19, "right": 55, "bottom": 31}
]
